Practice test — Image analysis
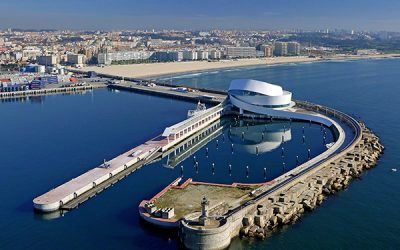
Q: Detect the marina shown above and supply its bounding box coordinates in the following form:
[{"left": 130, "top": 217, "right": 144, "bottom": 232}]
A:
[
  {"left": 34, "top": 77, "right": 353, "bottom": 221},
  {"left": 1, "top": 58, "right": 398, "bottom": 250}
]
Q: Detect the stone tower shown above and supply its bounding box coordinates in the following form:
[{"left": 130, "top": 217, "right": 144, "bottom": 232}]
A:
[{"left": 199, "top": 196, "right": 210, "bottom": 226}]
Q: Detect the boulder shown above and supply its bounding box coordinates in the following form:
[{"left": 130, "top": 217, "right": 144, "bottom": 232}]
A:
[
  {"left": 240, "top": 226, "right": 250, "bottom": 236},
  {"left": 323, "top": 187, "right": 331, "bottom": 195},
  {"left": 242, "top": 216, "right": 253, "bottom": 226},
  {"left": 269, "top": 216, "right": 277, "bottom": 225},
  {"left": 254, "top": 215, "right": 265, "bottom": 228},
  {"left": 257, "top": 206, "right": 267, "bottom": 215},
  {"left": 332, "top": 182, "right": 343, "bottom": 191},
  {"left": 273, "top": 206, "right": 283, "bottom": 214},
  {"left": 276, "top": 214, "right": 286, "bottom": 224},
  {"left": 303, "top": 200, "right": 313, "bottom": 211}
]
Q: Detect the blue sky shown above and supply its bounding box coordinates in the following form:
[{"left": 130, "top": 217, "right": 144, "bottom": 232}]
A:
[{"left": 1, "top": 0, "right": 400, "bottom": 31}]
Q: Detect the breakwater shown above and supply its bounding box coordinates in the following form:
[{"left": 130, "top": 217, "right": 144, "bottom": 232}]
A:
[
  {"left": 239, "top": 123, "right": 383, "bottom": 239},
  {"left": 179, "top": 101, "right": 383, "bottom": 250}
]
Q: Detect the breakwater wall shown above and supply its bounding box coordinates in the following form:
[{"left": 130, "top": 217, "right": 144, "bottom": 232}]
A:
[
  {"left": 180, "top": 102, "right": 384, "bottom": 250},
  {"left": 239, "top": 123, "right": 383, "bottom": 240}
]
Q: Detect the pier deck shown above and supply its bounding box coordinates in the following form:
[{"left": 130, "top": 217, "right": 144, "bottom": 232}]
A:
[
  {"left": 109, "top": 82, "right": 226, "bottom": 104},
  {"left": 33, "top": 138, "right": 166, "bottom": 212},
  {"left": 0, "top": 83, "right": 106, "bottom": 100},
  {"left": 34, "top": 99, "right": 224, "bottom": 212}
]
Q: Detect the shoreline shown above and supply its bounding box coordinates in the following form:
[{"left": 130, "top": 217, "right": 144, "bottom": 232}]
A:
[{"left": 80, "top": 53, "right": 400, "bottom": 79}]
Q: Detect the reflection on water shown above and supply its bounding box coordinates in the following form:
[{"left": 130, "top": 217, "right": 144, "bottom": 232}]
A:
[
  {"left": 34, "top": 209, "right": 66, "bottom": 220},
  {"left": 161, "top": 116, "right": 333, "bottom": 184},
  {"left": 0, "top": 91, "right": 91, "bottom": 104},
  {"left": 228, "top": 120, "right": 291, "bottom": 155}
]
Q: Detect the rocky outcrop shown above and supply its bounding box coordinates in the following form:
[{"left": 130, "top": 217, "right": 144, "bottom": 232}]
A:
[{"left": 240, "top": 123, "right": 384, "bottom": 239}]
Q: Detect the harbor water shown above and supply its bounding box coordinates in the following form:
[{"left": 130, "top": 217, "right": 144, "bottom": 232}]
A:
[{"left": 1, "top": 58, "right": 400, "bottom": 249}]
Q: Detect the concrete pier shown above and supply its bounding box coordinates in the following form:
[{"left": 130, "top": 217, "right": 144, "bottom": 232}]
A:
[
  {"left": 33, "top": 101, "right": 224, "bottom": 212},
  {"left": 0, "top": 84, "right": 103, "bottom": 100},
  {"left": 108, "top": 82, "right": 226, "bottom": 104},
  {"left": 33, "top": 139, "right": 163, "bottom": 212}
]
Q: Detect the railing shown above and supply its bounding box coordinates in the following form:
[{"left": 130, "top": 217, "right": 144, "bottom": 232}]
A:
[{"left": 164, "top": 103, "right": 224, "bottom": 135}]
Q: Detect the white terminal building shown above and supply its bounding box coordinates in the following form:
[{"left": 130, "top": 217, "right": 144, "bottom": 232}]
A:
[
  {"left": 227, "top": 79, "right": 331, "bottom": 125},
  {"left": 228, "top": 79, "right": 294, "bottom": 114}
]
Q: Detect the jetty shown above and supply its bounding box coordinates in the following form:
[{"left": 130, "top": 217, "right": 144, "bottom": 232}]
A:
[
  {"left": 0, "top": 84, "right": 104, "bottom": 100},
  {"left": 33, "top": 97, "right": 224, "bottom": 212}
]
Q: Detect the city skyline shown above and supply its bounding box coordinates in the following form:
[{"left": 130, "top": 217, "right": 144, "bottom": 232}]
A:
[{"left": 1, "top": 0, "right": 400, "bottom": 31}]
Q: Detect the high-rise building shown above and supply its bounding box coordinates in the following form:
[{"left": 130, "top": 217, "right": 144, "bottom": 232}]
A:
[
  {"left": 287, "top": 42, "right": 300, "bottom": 56},
  {"left": 260, "top": 45, "right": 273, "bottom": 57},
  {"left": 37, "top": 55, "right": 59, "bottom": 66},
  {"left": 183, "top": 50, "right": 198, "bottom": 60},
  {"left": 22, "top": 48, "right": 41, "bottom": 60},
  {"left": 209, "top": 50, "right": 222, "bottom": 60},
  {"left": 151, "top": 51, "right": 183, "bottom": 61},
  {"left": 197, "top": 51, "right": 209, "bottom": 60},
  {"left": 226, "top": 47, "right": 256, "bottom": 58},
  {"left": 273, "top": 42, "right": 288, "bottom": 56},
  {"left": 67, "top": 54, "right": 85, "bottom": 65},
  {"left": 97, "top": 51, "right": 153, "bottom": 65}
]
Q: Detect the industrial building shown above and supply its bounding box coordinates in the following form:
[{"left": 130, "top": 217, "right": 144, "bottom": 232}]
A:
[{"left": 225, "top": 47, "right": 256, "bottom": 58}]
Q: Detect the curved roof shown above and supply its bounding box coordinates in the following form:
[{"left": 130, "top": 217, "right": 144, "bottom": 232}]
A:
[{"left": 228, "top": 79, "right": 284, "bottom": 97}]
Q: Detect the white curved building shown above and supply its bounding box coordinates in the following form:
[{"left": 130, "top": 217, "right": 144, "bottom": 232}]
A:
[
  {"left": 228, "top": 79, "right": 334, "bottom": 126},
  {"left": 228, "top": 79, "right": 294, "bottom": 112}
]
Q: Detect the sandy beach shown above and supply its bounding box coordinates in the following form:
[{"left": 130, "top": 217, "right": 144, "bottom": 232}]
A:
[{"left": 81, "top": 54, "right": 400, "bottom": 79}]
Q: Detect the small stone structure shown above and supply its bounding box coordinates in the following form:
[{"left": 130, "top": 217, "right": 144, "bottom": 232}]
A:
[
  {"left": 144, "top": 202, "right": 157, "bottom": 214},
  {"left": 199, "top": 197, "right": 210, "bottom": 226},
  {"left": 144, "top": 202, "right": 175, "bottom": 219},
  {"left": 161, "top": 208, "right": 175, "bottom": 219}
]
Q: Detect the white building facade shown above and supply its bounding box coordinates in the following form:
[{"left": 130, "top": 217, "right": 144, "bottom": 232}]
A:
[
  {"left": 225, "top": 47, "right": 256, "bottom": 58},
  {"left": 228, "top": 79, "right": 334, "bottom": 126}
]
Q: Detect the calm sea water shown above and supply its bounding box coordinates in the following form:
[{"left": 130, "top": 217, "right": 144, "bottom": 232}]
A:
[{"left": 1, "top": 58, "right": 399, "bottom": 249}]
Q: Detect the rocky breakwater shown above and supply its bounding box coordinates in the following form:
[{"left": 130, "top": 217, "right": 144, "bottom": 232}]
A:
[{"left": 240, "top": 123, "right": 384, "bottom": 240}]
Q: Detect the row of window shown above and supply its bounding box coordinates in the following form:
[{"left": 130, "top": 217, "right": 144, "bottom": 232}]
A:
[{"left": 230, "top": 94, "right": 290, "bottom": 108}]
